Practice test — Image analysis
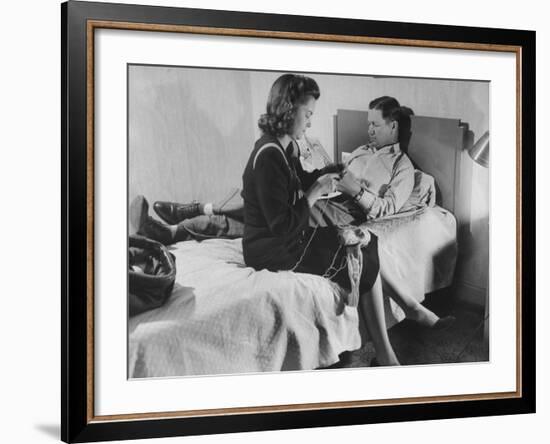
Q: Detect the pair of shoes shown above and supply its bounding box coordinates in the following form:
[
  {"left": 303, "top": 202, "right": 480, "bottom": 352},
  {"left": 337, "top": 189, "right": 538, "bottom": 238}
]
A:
[
  {"left": 153, "top": 201, "right": 202, "bottom": 225},
  {"left": 130, "top": 195, "right": 174, "bottom": 245},
  {"left": 431, "top": 315, "right": 456, "bottom": 331}
]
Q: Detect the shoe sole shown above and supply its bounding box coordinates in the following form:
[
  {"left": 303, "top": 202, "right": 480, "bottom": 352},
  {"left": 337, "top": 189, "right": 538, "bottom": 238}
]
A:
[{"left": 129, "top": 195, "right": 149, "bottom": 232}]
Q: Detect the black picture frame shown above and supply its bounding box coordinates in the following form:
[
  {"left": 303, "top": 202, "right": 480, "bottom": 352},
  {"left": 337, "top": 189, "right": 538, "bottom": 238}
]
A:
[{"left": 61, "top": 1, "right": 536, "bottom": 442}]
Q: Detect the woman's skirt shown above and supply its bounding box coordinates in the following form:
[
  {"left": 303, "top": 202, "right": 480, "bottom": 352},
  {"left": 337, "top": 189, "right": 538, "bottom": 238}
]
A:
[{"left": 295, "top": 225, "right": 379, "bottom": 294}]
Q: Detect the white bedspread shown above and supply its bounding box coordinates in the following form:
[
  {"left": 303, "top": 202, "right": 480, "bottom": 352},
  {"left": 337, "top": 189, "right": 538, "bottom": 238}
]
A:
[
  {"left": 364, "top": 206, "right": 457, "bottom": 325},
  {"left": 129, "top": 206, "right": 456, "bottom": 378}
]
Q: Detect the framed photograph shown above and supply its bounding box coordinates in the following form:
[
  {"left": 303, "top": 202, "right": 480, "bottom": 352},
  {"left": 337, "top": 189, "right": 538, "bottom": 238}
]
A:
[{"left": 62, "top": 1, "right": 535, "bottom": 442}]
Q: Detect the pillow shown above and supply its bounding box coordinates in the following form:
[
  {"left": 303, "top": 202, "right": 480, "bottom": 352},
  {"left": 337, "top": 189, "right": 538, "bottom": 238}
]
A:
[{"left": 401, "top": 169, "right": 437, "bottom": 212}]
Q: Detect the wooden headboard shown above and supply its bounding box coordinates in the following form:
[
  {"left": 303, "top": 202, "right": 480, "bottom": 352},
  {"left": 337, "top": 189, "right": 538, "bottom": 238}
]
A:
[{"left": 334, "top": 109, "right": 467, "bottom": 215}]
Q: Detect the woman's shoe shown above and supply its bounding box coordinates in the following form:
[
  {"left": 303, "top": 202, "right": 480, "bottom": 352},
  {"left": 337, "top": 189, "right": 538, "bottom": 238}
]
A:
[
  {"left": 338, "top": 351, "right": 352, "bottom": 367},
  {"left": 320, "top": 351, "right": 352, "bottom": 369},
  {"left": 431, "top": 315, "right": 456, "bottom": 331}
]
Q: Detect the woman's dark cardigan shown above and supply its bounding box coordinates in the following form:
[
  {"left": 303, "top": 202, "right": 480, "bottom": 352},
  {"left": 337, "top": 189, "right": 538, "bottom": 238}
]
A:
[
  {"left": 241, "top": 133, "right": 379, "bottom": 292},
  {"left": 242, "top": 134, "right": 319, "bottom": 271}
]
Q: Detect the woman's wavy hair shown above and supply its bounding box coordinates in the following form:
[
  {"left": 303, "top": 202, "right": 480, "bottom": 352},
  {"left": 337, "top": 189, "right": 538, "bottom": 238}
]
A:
[
  {"left": 369, "top": 96, "right": 415, "bottom": 152},
  {"left": 258, "top": 74, "right": 320, "bottom": 137}
]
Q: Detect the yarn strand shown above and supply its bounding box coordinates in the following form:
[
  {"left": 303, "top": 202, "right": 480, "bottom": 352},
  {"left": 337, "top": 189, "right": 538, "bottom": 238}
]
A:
[{"left": 290, "top": 197, "right": 331, "bottom": 272}]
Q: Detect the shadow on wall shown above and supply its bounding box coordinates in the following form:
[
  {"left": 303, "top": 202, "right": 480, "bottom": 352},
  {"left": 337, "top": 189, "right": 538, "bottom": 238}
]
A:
[
  {"left": 34, "top": 424, "right": 59, "bottom": 439},
  {"left": 454, "top": 215, "right": 490, "bottom": 306},
  {"left": 129, "top": 67, "right": 254, "bottom": 215},
  {"left": 433, "top": 238, "right": 459, "bottom": 289}
]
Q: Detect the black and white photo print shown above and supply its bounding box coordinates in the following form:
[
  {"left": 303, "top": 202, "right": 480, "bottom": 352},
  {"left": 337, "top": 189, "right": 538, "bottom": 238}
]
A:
[{"left": 127, "top": 65, "right": 489, "bottom": 378}]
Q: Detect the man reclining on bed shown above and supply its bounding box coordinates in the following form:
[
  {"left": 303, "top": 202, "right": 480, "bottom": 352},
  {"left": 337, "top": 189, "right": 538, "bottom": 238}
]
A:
[{"left": 131, "top": 95, "right": 454, "bottom": 332}]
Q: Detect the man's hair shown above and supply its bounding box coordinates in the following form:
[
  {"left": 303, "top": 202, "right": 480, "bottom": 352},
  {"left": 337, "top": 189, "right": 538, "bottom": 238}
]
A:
[{"left": 369, "top": 96, "right": 414, "bottom": 151}]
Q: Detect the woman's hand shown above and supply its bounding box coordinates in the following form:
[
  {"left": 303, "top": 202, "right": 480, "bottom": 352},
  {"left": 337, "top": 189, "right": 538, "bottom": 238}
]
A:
[
  {"left": 305, "top": 173, "right": 340, "bottom": 207},
  {"left": 335, "top": 169, "right": 362, "bottom": 197},
  {"left": 318, "top": 163, "right": 345, "bottom": 177}
]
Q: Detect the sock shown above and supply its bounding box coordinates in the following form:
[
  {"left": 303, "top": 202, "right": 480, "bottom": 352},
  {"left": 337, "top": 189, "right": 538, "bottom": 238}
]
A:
[
  {"left": 168, "top": 225, "right": 177, "bottom": 239},
  {"left": 203, "top": 202, "right": 214, "bottom": 216}
]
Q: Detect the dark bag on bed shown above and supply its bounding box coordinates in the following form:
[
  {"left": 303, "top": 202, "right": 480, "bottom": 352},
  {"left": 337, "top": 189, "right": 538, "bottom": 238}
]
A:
[{"left": 128, "top": 235, "right": 177, "bottom": 316}]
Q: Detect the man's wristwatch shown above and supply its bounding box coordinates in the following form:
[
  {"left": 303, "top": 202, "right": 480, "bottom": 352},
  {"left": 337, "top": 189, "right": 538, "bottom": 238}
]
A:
[{"left": 352, "top": 187, "right": 365, "bottom": 203}]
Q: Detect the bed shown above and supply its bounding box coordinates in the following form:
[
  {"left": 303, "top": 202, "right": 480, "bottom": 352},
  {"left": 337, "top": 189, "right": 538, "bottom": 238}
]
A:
[{"left": 129, "top": 113, "right": 466, "bottom": 378}]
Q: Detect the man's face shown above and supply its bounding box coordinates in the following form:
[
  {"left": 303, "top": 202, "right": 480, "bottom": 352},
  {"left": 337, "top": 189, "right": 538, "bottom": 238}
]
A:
[{"left": 368, "top": 108, "right": 398, "bottom": 148}]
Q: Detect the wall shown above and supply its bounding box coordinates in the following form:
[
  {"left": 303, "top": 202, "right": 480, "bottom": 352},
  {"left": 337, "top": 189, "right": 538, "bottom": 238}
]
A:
[{"left": 129, "top": 65, "right": 255, "bottom": 206}]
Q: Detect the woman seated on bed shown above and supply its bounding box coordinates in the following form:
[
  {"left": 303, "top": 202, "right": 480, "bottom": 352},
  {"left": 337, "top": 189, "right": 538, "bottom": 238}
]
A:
[
  {"left": 240, "top": 73, "right": 399, "bottom": 366},
  {"left": 133, "top": 74, "right": 400, "bottom": 366}
]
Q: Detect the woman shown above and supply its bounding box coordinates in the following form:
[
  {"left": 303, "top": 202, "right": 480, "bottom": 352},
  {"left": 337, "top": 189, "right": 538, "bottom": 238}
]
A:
[{"left": 241, "top": 73, "right": 399, "bottom": 366}]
